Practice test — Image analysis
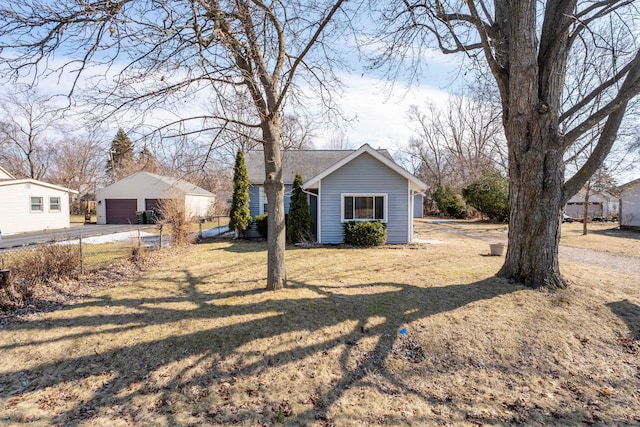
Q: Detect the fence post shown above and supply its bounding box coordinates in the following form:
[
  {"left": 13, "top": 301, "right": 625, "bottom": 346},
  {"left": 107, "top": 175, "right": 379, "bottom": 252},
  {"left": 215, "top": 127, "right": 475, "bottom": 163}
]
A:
[
  {"left": 0, "top": 269, "right": 10, "bottom": 289},
  {"left": 79, "top": 235, "right": 84, "bottom": 275},
  {"left": 159, "top": 224, "right": 163, "bottom": 249}
]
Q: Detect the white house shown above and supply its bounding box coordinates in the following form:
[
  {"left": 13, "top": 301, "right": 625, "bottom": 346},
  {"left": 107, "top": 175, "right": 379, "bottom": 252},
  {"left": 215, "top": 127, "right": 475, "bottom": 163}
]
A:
[
  {"left": 0, "top": 166, "right": 78, "bottom": 235},
  {"left": 564, "top": 189, "right": 619, "bottom": 220},
  {"left": 618, "top": 178, "right": 640, "bottom": 230},
  {"left": 96, "top": 171, "right": 216, "bottom": 224}
]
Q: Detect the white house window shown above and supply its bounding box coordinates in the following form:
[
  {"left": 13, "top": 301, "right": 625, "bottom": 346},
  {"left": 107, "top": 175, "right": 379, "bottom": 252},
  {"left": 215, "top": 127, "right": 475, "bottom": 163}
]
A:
[
  {"left": 30, "top": 196, "right": 43, "bottom": 212},
  {"left": 50, "top": 196, "right": 61, "bottom": 212},
  {"left": 342, "top": 194, "right": 387, "bottom": 222}
]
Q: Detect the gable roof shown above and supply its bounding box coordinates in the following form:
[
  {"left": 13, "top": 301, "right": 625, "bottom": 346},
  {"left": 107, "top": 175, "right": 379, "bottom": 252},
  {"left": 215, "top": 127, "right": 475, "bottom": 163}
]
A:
[
  {"left": 244, "top": 147, "right": 396, "bottom": 185},
  {"left": 568, "top": 188, "right": 619, "bottom": 201},
  {"left": 303, "top": 144, "right": 427, "bottom": 191},
  {"left": 618, "top": 177, "right": 640, "bottom": 191},
  {"left": 0, "top": 165, "right": 15, "bottom": 180},
  {"left": 108, "top": 171, "right": 214, "bottom": 196},
  {"left": 0, "top": 178, "right": 79, "bottom": 194}
]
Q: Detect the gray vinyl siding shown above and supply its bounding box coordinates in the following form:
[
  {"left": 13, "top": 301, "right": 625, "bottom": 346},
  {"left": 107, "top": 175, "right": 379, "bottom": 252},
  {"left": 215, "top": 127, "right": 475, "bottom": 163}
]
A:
[
  {"left": 248, "top": 185, "right": 261, "bottom": 219},
  {"left": 247, "top": 183, "right": 293, "bottom": 237},
  {"left": 319, "top": 152, "right": 410, "bottom": 244},
  {"left": 413, "top": 194, "right": 424, "bottom": 218}
]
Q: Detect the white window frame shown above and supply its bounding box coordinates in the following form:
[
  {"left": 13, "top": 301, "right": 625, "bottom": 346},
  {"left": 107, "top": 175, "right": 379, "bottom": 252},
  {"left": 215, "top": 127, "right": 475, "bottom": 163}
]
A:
[
  {"left": 49, "top": 196, "right": 61, "bottom": 212},
  {"left": 30, "top": 196, "right": 44, "bottom": 213},
  {"left": 341, "top": 193, "right": 387, "bottom": 223}
]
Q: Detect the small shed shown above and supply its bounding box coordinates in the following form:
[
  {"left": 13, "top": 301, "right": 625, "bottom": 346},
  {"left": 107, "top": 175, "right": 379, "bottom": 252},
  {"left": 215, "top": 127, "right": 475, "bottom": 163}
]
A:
[
  {"left": 96, "top": 171, "right": 215, "bottom": 224},
  {"left": 618, "top": 178, "right": 640, "bottom": 230},
  {"left": 0, "top": 166, "right": 78, "bottom": 234}
]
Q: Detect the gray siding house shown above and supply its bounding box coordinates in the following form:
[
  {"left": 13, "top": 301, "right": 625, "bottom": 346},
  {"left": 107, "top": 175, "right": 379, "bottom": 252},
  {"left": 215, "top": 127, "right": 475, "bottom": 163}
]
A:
[{"left": 245, "top": 144, "right": 427, "bottom": 244}]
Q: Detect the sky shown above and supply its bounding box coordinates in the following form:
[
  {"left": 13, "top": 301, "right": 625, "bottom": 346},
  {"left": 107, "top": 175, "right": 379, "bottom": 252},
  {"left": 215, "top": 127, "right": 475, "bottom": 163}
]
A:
[
  {"left": 1, "top": 2, "right": 638, "bottom": 184},
  {"left": 314, "top": 70, "right": 454, "bottom": 151}
]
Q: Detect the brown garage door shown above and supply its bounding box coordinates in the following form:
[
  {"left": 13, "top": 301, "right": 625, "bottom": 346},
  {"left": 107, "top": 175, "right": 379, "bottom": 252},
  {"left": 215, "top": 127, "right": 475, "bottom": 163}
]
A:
[{"left": 105, "top": 199, "right": 137, "bottom": 224}]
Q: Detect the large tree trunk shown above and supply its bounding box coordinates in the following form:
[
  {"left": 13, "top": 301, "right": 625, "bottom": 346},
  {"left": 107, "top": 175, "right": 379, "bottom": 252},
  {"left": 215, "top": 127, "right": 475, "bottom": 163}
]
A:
[
  {"left": 497, "top": 135, "right": 567, "bottom": 289},
  {"left": 262, "top": 115, "right": 287, "bottom": 290},
  {"left": 496, "top": 0, "right": 568, "bottom": 289}
]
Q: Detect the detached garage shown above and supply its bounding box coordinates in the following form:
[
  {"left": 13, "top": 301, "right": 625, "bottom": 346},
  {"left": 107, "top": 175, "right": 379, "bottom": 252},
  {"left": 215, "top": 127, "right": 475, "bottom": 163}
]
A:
[
  {"left": 619, "top": 178, "right": 640, "bottom": 230},
  {"left": 96, "top": 171, "right": 216, "bottom": 224}
]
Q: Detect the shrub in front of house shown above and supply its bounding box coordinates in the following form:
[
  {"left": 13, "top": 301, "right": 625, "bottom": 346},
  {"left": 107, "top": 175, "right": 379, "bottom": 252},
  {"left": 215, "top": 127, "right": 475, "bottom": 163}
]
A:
[
  {"left": 343, "top": 221, "right": 386, "bottom": 246},
  {"left": 255, "top": 213, "right": 268, "bottom": 238}
]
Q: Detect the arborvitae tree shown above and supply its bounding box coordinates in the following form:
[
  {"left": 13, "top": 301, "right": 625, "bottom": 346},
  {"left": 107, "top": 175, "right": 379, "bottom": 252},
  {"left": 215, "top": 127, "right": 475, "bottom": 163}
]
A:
[
  {"left": 286, "top": 172, "right": 312, "bottom": 243},
  {"left": 107, "top": 128, "right": 134, "bottom": 177},
  {"left": 229, "top": 150, "right": 252, "bottom": 238}
]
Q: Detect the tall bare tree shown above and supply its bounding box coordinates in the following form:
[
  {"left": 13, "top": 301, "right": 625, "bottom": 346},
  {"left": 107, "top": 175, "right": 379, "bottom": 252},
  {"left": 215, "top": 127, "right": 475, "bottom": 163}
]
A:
[
  {"left": 373, "top": 0, "right": 640, "bottom": 288},
  {"left": 0, "top": 91, "right": 58, "bottom": 180},
  {"left": 0, "top": 0, "right": 351, "bottom": 290},
  {"left": 48, "top": 136, "right": 105, "bottom": 213},
  {"left": 404, "top": 94, "right": 505, "bottom": 193}
]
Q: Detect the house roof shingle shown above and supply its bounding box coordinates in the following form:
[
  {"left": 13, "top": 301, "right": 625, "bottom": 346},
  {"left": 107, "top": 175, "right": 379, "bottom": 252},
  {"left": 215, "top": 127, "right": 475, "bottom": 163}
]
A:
[
  {"left": 140, "top": 172, "right": 215, "bottom": 196},
  {"left": 244, "top": 148, "right": 395, "bottom": 184}
]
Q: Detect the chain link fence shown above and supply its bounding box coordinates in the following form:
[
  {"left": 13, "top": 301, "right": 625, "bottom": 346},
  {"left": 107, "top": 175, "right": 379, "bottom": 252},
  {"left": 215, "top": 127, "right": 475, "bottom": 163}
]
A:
[
  {"left": 0, "top": 217, "right": 230, "bottom": 276},
  {"left": 0, "top": 227, "right": 166, "bottom": 276},
  {"left": 0, "top": 218, "right": 229, "bottom": 311}
]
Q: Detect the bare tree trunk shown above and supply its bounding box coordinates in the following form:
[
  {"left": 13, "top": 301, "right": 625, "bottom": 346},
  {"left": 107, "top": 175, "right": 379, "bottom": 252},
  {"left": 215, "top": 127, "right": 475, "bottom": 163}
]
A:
[
  {"left": 496, "top": 2, "right": 567, "bottom": 289},
  {"left": 498, "top": 143, "right": 566, "bottom": 289},
  {"left": 582, "top": 181, "right": 591, "bottom": 235},
  {"left": 262, "top": 115, "right": 287, "bottom": 290}
]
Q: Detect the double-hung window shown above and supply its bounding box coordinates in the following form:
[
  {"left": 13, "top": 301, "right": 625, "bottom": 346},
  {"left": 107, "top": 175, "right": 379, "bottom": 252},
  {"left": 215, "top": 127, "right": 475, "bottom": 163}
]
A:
[
  {"left": 342, "top": 194, "right": 387, "bottom": 222},
  {"left": 50, "top": 196, "right": 61, "bottom": 212},
  {"left": 30, "top": 196, "right": 43, "bottom": 212}
]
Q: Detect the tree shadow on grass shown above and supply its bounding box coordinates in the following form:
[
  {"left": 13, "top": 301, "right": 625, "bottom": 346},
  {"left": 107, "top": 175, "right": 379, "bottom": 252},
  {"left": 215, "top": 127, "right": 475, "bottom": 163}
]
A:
[
  {"left": 607, "top": 299, "right": 640, "bottom": 340},
  {"left": 589, "top": 226, "right": 640, "bottom": 240},
  {"left": 0, "top": 271, "right": 518, "bottom": 425},
  {"left": 1, "top": 272, "right": 522, "bottom": 425}
]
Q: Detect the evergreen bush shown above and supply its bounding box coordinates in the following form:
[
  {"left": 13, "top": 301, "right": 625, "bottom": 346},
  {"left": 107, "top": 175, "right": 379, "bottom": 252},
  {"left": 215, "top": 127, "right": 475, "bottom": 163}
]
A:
[
  {"left": 255, "top": 213, "right": 268, "bottom": 238},
  {"left": 462, "top": 169, "right": 509, "bottom": 222},
  {"left": 432, "top": 185, "right": 468, "bottom": 219},
  {"left": 343, "top": 221, "right": 386, "bottom": 246},
  {"left": 229, "top": 150, "right": 252, "bottom": 237},
  {"left": 286, "top": 172, "right": 313, "bottom": 243}
]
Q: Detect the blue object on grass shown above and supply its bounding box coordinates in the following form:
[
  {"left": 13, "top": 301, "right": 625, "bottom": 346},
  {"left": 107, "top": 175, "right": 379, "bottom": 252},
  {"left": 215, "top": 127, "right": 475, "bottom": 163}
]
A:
[{"left": 398, "top": 328, "right": 407, "bottom": 335}]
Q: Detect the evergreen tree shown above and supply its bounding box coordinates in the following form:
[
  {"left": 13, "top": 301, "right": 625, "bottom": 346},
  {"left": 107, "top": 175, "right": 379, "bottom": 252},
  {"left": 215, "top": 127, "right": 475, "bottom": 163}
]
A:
[
  {"left": 137, "top": 145, "right": 158, "bottom": 173},
  {"left": 107, "top": 128, "right": 134, "bottom": 177},
  {"left": 462, "top": 169, "right": 509, "bottom": 222},
  {"left": 229, "top": 150, "right": 252, "bottom": 237},
  {"left": 286, "top": 172, "right": 312, "bottom": 243}
]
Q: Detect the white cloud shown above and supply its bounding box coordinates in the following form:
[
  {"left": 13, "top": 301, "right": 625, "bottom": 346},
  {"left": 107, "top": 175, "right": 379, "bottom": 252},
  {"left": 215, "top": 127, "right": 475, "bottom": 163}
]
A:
[{"left": 315, "top": 72, "right": 451, "bottom": 151}]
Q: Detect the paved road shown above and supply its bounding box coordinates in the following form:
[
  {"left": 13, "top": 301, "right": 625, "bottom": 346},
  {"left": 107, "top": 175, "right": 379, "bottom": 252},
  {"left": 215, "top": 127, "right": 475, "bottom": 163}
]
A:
[{"left": 0, "top": 224, "right": 157, "bottom": 249}]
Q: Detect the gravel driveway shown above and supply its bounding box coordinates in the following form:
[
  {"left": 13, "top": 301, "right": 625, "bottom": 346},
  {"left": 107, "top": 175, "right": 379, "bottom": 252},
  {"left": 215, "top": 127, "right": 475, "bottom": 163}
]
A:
[{"left": 418, "top": 220, "right": 640, "bottom": 276}]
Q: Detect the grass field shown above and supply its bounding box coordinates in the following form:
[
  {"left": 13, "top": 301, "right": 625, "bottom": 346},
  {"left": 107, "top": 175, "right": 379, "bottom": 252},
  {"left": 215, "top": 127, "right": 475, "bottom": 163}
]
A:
[{"left": 0, "top": 220, "right": 638, "bottom": 426}]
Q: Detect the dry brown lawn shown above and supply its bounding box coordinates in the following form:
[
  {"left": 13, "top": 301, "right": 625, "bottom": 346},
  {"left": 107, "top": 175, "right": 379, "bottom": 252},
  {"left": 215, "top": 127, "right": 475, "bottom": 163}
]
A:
[{"left": 0, "top": 222, "right": 638, "bottom": 426}]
